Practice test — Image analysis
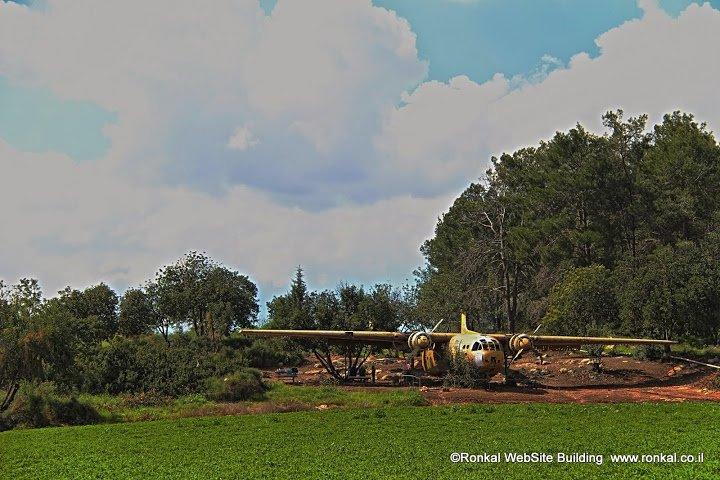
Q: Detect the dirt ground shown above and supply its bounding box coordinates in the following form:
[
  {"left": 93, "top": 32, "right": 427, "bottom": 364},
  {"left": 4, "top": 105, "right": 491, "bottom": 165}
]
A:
[{"left": 274, "top": 350, "right": 720, "bottom": 404}]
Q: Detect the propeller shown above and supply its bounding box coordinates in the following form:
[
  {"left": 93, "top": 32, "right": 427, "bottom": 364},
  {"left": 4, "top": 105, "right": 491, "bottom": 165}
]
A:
[
  {"left": 509, "top": 324, "right": 543, "bottom": 363},
  {"left": 407, "top": 319, "right": 444, "bottom": 362}
]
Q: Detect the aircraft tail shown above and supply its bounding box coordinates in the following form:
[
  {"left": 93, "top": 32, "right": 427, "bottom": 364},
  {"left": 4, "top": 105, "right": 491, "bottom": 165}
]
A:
[{"left": 460, "top": 312, "right": 476, "bottom": 334}]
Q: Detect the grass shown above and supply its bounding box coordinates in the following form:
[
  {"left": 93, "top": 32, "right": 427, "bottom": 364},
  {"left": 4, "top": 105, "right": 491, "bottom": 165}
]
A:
[
  {"left": 1, "top": 402, "right": 719, "bottom": 479},
  {"left": 75, "top": 383, "right": 427, "bottom": 423},
  {"left": 586, "top": 343, "right": 720, "bottom": 361},
  {"left": 672, "top": 344, "right": 720, "bottom": 360}
]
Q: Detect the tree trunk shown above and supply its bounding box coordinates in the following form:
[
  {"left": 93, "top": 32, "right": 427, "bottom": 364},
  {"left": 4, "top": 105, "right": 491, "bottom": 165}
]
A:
[{"left": 1, "top": 382, "right": 20, "bottom": 412}]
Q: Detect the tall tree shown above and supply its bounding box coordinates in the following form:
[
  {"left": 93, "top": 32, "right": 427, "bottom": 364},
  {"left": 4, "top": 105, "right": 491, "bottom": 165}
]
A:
[
  {"left": 118, "top": 288, "right": 156, "bottom": 337},
  {"left": 152, "top": 252, "right": 258, "bottom": 339}
]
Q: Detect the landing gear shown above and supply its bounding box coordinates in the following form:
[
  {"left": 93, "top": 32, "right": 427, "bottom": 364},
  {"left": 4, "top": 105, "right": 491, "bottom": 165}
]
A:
[{"left": 503, "top": 352, "right": 517, "bottom": 386}]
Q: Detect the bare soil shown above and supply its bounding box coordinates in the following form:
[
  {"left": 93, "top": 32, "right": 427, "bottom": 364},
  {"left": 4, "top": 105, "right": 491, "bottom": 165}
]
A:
[{"left": 273, "top": 350, "right": 720, "bottom": 404}]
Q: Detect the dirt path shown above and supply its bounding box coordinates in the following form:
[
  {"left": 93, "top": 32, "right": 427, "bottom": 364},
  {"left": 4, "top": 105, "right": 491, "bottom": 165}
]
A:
[
  {"left": 421, "top": 380, "right": 720, "bottom": 405},
  {"left": 292, "top": 351, "right": 720, "bottom": 405},
  {"left": 422, "top": 353, "right": 720, "bottom": 404}
]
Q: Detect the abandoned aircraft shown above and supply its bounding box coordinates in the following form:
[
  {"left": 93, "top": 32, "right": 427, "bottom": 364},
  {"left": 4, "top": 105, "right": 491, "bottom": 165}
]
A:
[{"left": 240, "top": 314, "right": 676, "bottom": 379}]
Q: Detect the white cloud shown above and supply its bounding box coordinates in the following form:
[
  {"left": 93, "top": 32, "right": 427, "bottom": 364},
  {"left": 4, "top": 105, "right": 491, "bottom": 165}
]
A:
[
  {"left": 1, "top": 0, "right": 720, "bottom": 300},
  {"left": 0, "top": 138, "right": 447, "bottom": 295},
  {"left": 227, "top": 125, "right": 259, "bottom": 151},
  {"left": 378, "top": 2, "right": 720, "bottom": 187},
  {"left": 0, "top": 0, "right": 428, "bottom": 206}
]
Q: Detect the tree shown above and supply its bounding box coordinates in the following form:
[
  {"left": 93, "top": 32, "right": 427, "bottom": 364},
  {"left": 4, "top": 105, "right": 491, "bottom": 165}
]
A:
[
  {"left": 416, "top": 110, "right": 720, "bottom": 340},
  {"left": 543, "top": 265, "right": 618, "bottom": 336},
  {"left": 118, "top": 288, "right": 155, "bottom": 336},
  {"left": 152, "top": 252, "right": 258, "bottom": 339},
  {"left": 56, "top": 283, "right": 119, "bottom": 343},
  {"left": 266, "top": 272, "right": 416, "bottom": 381},
  {"left": 0, "top": 280, "right": 76, "bottom": 411},
  {"left": 640, "top": 112, "right": 720, "bottom": 245},
  {"left": 202, "top": 266, "right": 259, "bottom": 341}
]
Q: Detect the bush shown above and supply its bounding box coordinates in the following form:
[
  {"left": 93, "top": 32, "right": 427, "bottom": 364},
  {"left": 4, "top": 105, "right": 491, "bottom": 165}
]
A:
[
  {"left": 443, "top": 355, "right": 489, "bottom": 388},
  {"left": 634, "top": 344, "right": 665, "bottom": 361},
  {"left": 1, "top": 382, "right": 99, "bottom": 430},
  {"left": 205, "top": 369, "right": 268, "bottom": 402},
  {"left": 244, "top": 339, "right": 304, "bottom": 369}
]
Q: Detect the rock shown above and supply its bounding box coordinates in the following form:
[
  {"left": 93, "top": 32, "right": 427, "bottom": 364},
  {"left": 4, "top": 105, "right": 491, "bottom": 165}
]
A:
[
  {"left": 316, "top": 404, "right": 329, "bottom": 411},
  {"left": 559, "top": 367, "right": 568, "bottom": 373}
]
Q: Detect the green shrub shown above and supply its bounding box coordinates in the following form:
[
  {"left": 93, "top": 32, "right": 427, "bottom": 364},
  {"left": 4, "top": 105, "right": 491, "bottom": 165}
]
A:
[
  {"left": 205, "top": 369, "right": 268, "bottom": 402},
  {"left": 244, "top": 339, "right": 304, "bottom": 369},
  {"left": 634, "top": 344, "right": 665, "bottom": 361},
  {"left": 443, "top": 355, "right": 489, "bottom": 388},
  {"left": 75, "top": 334, "right": 250, "bottom": 396},
  {"left": 1, "top": 382, "right": 99, "bottom": 430}
]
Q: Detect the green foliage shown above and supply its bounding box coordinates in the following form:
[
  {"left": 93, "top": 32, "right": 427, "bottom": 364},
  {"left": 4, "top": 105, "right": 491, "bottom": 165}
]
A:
[
  {"left": 616, "top": 240, "right": 720, "bottom": 340},
  {"left": 544, "top": 265, "right": 618, "bottom": 336},
  {"left": 75, "top": 334, "right": 247, "bottom": 396},
  {"left": 55, "top": 283, "right": 119, "bottom": 343},
  {"left": 118, "top": 288, "right": 155, "bottom": 336},
  {"left": 443, "top": 354, "right": 489, "bottom": 388},
  {"left": 204, "top": 369, "right": 267, "bottom": 402},
  {"left": 2, "top": 403, "right": 719, "bottom": 479},
  {"left": 243, "top": 339, "right": 304, "bottom": 368},
  {"left": 634, "top": 344, "right": 665, "bottom": 361},
  {"left": 265, "top": 269, "right": 414, "bottom": 380},
  {"left": 1, "top": 381, "right": 99, "bottom": 430},
  {"left": 1, "top": 280, "right": 81, "bottom": 405},
  {"left": 152, "top": 251, "right": 259, "bottom": 339},
  {"left": 418, "top": 110, "right": 720, "bottom": 339}
]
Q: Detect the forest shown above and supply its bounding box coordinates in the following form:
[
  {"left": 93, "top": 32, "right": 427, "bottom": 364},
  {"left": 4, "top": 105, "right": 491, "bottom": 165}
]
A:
[{"left": 1, "top": 110, "right": 719, "bottom": 429}]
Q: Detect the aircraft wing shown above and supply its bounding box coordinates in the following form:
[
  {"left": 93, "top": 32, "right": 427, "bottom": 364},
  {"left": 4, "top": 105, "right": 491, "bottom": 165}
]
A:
[
  {"left": 487, "top": 333, "right": 677, "bottom": 348},
  {"left": 239, "top": 329, "right": 456, "bottom": 346}
]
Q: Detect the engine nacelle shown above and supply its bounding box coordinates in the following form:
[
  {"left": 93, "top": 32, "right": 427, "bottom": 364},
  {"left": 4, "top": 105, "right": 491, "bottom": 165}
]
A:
[
  {"left": 407, "top": 331, "right": 432, "bottom": 351},
  {"left": 509, "top": 333, "right": 533, "bottom": 353}
]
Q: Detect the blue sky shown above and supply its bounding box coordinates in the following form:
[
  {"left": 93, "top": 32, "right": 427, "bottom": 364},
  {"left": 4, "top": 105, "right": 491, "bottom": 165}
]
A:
[{"left": 0, "top": 77, "right": 115, "bottom": 162}]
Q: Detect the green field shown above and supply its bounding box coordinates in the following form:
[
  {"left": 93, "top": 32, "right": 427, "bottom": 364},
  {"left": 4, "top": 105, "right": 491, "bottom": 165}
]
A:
[
  {"left": 1, "top": 402, "right": 719, "bottom": 480},
  {"left": 73, "top": 384, "right": 428, "bottom": 423}
]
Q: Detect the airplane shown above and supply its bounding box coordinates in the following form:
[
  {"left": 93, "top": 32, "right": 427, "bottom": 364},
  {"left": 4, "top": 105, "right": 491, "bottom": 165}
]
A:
[{"left": 240, "top": 313, "right": 677, "bottom": 381}]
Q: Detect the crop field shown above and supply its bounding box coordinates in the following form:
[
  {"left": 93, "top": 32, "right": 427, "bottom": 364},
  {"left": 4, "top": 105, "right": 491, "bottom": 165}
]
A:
[{"left": 1, "top": 402, "right": 719, "bottom": 480}]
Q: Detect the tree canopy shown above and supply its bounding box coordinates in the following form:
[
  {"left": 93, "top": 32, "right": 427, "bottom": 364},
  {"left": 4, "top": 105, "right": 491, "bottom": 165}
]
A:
[{"left": 417, "top": 111, "right": 720, "bottom": 341}]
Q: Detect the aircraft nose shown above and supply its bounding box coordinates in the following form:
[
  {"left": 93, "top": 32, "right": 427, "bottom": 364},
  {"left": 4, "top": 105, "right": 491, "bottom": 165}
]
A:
[{"left": 473, "top": 352, "right": 484, "bottom": 367}]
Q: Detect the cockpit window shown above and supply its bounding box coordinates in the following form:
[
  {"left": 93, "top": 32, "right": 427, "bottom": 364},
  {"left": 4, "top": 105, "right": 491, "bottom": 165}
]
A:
[{"left": 471, "top": 342, "right": 479, "bottom": 351}]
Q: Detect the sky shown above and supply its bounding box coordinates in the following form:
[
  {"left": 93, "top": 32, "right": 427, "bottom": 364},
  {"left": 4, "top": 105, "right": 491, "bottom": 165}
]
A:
[{"left": 1, "top": 0, "right": 720, "bottom": 316}]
